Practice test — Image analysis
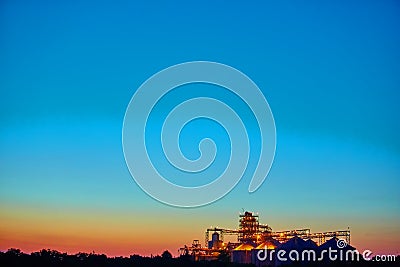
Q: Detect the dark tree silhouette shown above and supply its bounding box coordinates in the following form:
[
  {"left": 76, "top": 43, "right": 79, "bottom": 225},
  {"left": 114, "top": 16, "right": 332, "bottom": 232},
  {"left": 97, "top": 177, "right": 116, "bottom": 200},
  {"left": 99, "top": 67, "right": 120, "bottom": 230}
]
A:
[{"left": 161, "top": 250, "right": 172, "bottom": 259}]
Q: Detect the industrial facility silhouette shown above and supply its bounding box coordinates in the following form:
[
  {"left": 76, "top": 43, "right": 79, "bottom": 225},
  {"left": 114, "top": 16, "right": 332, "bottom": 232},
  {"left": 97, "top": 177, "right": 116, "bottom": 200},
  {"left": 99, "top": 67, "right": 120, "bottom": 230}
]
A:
[{"left": 180, "top": 211, "right": 355, "bottom": 266}]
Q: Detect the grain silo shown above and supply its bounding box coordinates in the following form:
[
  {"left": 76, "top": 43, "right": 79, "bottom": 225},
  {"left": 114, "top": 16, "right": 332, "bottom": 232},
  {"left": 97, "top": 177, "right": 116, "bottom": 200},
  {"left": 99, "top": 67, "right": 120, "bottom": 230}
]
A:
[
  {"left": 231, "top": 242, "right": 255, "bottom": 264},
  {"left": 251, "top": 239, "right": 281, "bottom": 267}
]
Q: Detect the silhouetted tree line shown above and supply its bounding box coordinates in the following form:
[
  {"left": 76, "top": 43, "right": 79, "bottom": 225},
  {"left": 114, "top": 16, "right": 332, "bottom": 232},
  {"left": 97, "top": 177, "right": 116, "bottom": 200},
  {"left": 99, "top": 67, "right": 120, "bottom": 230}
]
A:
[
  {"left": 0, "top": 248, "right": 253, "bottom": 267},
  {"left": 1, "top": 248, "right": 399, "bottom": 267}
]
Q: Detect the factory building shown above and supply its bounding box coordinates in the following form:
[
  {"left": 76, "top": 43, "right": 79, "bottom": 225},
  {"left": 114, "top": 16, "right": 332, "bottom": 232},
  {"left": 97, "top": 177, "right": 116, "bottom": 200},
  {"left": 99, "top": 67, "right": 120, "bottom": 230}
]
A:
[{"left": 180, "top": 211, "right": 352, "bottom": 266}]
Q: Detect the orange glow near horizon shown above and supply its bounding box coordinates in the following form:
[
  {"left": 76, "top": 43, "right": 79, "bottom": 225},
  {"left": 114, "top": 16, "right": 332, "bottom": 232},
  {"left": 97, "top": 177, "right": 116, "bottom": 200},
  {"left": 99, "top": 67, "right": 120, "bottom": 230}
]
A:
[
  {"left": 0, "top": 203, "right": 191, "bottom": 257},
  {"left": 1, "top": 203, "right": 399, "bottom": 257}
]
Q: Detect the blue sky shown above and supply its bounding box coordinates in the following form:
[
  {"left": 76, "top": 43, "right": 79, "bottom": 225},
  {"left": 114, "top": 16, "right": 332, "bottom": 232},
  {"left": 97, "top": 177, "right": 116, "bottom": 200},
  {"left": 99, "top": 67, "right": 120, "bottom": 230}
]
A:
[{"left": 1, "top": 0, "right": 399, "bottom": 256}]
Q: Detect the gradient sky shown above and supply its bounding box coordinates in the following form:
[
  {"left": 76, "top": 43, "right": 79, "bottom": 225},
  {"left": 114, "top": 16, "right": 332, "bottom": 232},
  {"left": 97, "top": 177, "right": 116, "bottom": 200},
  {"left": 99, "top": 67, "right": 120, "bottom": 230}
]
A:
[{"left": 1, "top": 0, "right": 399, "bottom": 257}]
